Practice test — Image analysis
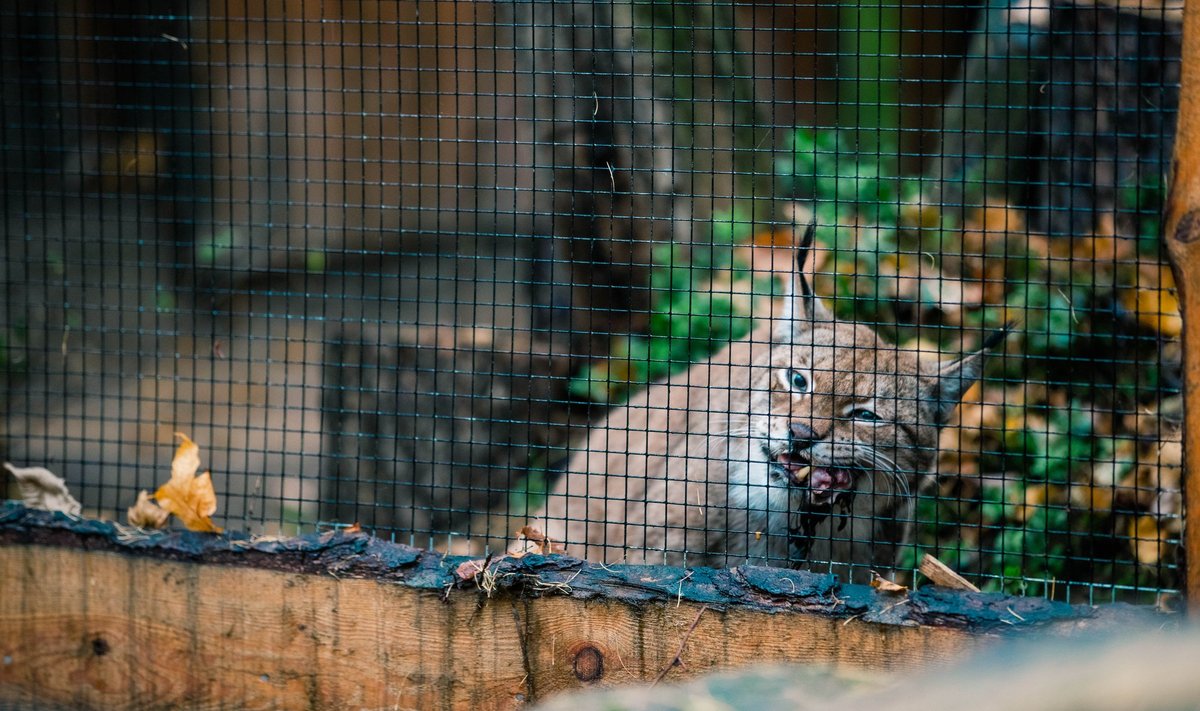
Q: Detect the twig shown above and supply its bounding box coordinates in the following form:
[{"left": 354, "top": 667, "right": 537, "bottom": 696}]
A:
[
  {"left": 160, "top": 32, "right": 189, "bottom": 50},
  {"left": 880, "top": 598, "right": 911, "bottom": 616},
  {"left": 528, "top": 568, "right": 582, "bottom": 595},
  {"left": 675, "top": 570, "right": 694, "bottom": 608},
  {"left": 594, "top": 556, "right": 626, "bottom": 574},
  {"left": 651, "top": 605, "right": 708, "bottom": 686}
]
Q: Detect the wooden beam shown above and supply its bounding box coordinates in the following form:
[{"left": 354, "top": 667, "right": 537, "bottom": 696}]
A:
[
  {"left": 1163, "top": 0, "right": 1200, "bottom": 611},
  {"left": 0, "top": 505, "right": 1155, "bottom": 710}
]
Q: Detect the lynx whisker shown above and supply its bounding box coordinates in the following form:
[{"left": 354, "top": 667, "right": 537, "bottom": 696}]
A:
[{"left": 849, "top": 447, "right": 910, "bottom": 498}]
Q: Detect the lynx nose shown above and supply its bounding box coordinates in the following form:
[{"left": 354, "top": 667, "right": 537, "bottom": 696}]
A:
[{"left": 789, "top": 422, "right": 820, "bottom": 451}]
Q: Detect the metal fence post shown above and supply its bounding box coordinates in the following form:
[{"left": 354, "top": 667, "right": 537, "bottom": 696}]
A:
[{"left": 1163, "top": 0, "right": 1200, "bottom": 610}]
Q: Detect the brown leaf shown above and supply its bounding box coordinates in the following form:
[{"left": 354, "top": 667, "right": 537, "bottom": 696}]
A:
[
  {"left": 516, "top": 525, "right": 565, "bottom": 556},
  {"left": 870, "top": 571, "right": 908, "bottom": 594},
  {"left": 3, "top": 462, "right": 82, "bottom": 516},
  {"left": 127, "top": 490, "right": 170, "bottom": 529},
  {"left": 154, "top": 433, "right": 222, "bottom": 533},
  {"left": 455, "top": 558, "right": 488, "bottom": 582}
]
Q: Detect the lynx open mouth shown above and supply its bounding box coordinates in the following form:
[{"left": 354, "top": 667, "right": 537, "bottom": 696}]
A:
[{"left": 767, "top": 451, "right": 855, "bottom": 506}]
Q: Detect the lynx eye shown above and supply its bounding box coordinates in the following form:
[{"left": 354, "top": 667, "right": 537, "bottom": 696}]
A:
[
  {"left": 787, "top": 369, "right": 809, "bottom": 393},
  {"left": 850, "top": 408, "right": 882, "bottom": 423}
]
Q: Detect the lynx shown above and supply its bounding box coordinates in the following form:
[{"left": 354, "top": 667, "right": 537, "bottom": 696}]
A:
[{"left": 522, "top": 225, "right": 1006, "bottom": 578}]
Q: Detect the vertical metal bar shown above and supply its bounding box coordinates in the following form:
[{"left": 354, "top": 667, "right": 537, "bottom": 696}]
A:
[{"left": 1163, "top": 0, "right": 1200, "bottom": 610}]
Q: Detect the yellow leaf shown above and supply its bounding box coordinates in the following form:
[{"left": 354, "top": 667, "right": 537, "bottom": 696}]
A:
[
  {"left": 1129, "top": 515, "right": 1168, "bottom": 566},
  {"left": 127, "top": 490, "right": 170, "bottom": 529},
  {"left": 1121, "top": 267, "right": 1182, "bottom": 337},
  {"left": 170, "top": 432, "right": 201, "bottom": 483},
  {"left": 154, "top": 433, "right": 222, "bottom": 533}
]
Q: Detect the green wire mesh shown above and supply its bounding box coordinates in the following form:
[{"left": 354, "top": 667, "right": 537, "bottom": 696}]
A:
[{"left": 0, "top": 0, "right": 1183, "bottom": 606}]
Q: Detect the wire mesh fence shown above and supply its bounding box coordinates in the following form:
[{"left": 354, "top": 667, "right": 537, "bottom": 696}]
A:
[{"left": 0, "top": 0, "right": 1184, "bottom": 606}]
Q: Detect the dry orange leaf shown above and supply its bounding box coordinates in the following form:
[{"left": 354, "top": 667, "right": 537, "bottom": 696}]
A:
[
  {"left": 127, "top": 490, "right": 170, "bottom": 529},
  {"left": 870, "top": 571, "right": 908, "bottom": 594},
  {"left": 154, "top": 433, "right": 222, "bottom": 533},
  {"left": 515, "top": 525, "right": 565, "bottom": 556},
  {"left": 1121, "top": 266, "right": 1182, "bottom": 338}
]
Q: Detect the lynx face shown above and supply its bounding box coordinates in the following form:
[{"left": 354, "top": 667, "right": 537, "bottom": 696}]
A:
[
  {"left": 528, "top": 223, "right": 1005, "bottom": 578},
  {"left": 728, "top": 319, "right": 991, "bottom": 574},
  {"left": 721, "top": 226, "right": 1002, "bottom": 574}
]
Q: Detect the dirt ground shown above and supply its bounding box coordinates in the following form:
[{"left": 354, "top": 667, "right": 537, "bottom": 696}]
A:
[{"left": 1, "top": 189, "right": 535, "bottom": 532}]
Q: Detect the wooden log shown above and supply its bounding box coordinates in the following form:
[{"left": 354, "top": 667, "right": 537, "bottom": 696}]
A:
[
  {"left": 320, "top": 325, "right": 583, "bottom": 548},
  {"left": 0, "top": 505, "right": 1157, "bottom": 711},
  {"left": 1162, "top": 0, "right": 1200, "bottom": 611}
]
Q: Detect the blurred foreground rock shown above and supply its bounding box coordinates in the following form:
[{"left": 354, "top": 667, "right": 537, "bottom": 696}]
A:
[{"left": 533, "top": 628, "right": 1197, "bottom": 711}]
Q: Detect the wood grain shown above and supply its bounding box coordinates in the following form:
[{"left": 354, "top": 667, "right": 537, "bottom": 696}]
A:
[
  {"left": 0, "top": 507, "right": 1157, "bottom": 711},
  {"left": 0, "top": 543, "right": 986, "bottom": 711},
  {"left": 919, "top": 554, "right": 981, "bottom": 593}
]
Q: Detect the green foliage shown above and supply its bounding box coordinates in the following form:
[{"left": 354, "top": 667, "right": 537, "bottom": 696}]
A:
[
  {"left": 569, "top": 204, "right": 769, "bottom": 404},
  {"left": 780, "top": 129, "right": 1176, "bottom": 598},
  {"left": 777, "top": 128, "right": 949, "bottom": 334}
]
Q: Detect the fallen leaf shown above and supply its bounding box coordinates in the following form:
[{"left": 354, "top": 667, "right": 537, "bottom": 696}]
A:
[
  {"left": 1121, "top": 266, "right": 1182, "bottom": 337},
  {"left": 1129, "top": 515, "right": 1170, "bottom": 566},
  {"left": 1012, "top": 484, "right": 1055, "bottom": 524},
  {"left": 963, "top": 202, "right": 1026, "bottom": 255},
  {"left": 127, "top": 490, "right": 170, "bottom": 529},
  {"left": 455, "top": 558, "right": 488, "bottom": 582},
  {"left": 870, "top": 571, "right": 908, "bottom": 594},
  {"left": 516, "top": 525, "right": 565, "bottom": 556},
  {"left": 154, "top": 433, "right": 222, "bottom": 533},
  {"left": 3, "top": 462, "right": 82, "bottom": 516},
  {"left": 900, "top": 201, "right": 942, "bottom": 230}
]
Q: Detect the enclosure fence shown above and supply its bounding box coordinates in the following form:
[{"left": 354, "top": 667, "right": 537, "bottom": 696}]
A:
[{"left": 0, "top": 0, "right": 1185, "bottom": 606}]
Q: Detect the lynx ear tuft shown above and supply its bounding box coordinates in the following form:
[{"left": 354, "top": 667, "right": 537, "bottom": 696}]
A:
[
  {"left": 927, "top": 325, "right": 1013, "bottom": 425},
  {"left": 777, "top": 221, "right": 832, "bottom": 341}
]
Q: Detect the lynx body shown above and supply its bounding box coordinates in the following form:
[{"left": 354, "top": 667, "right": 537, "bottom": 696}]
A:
[{"left": 525, "top": 226, "right": 1001, "bottom": 578}]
